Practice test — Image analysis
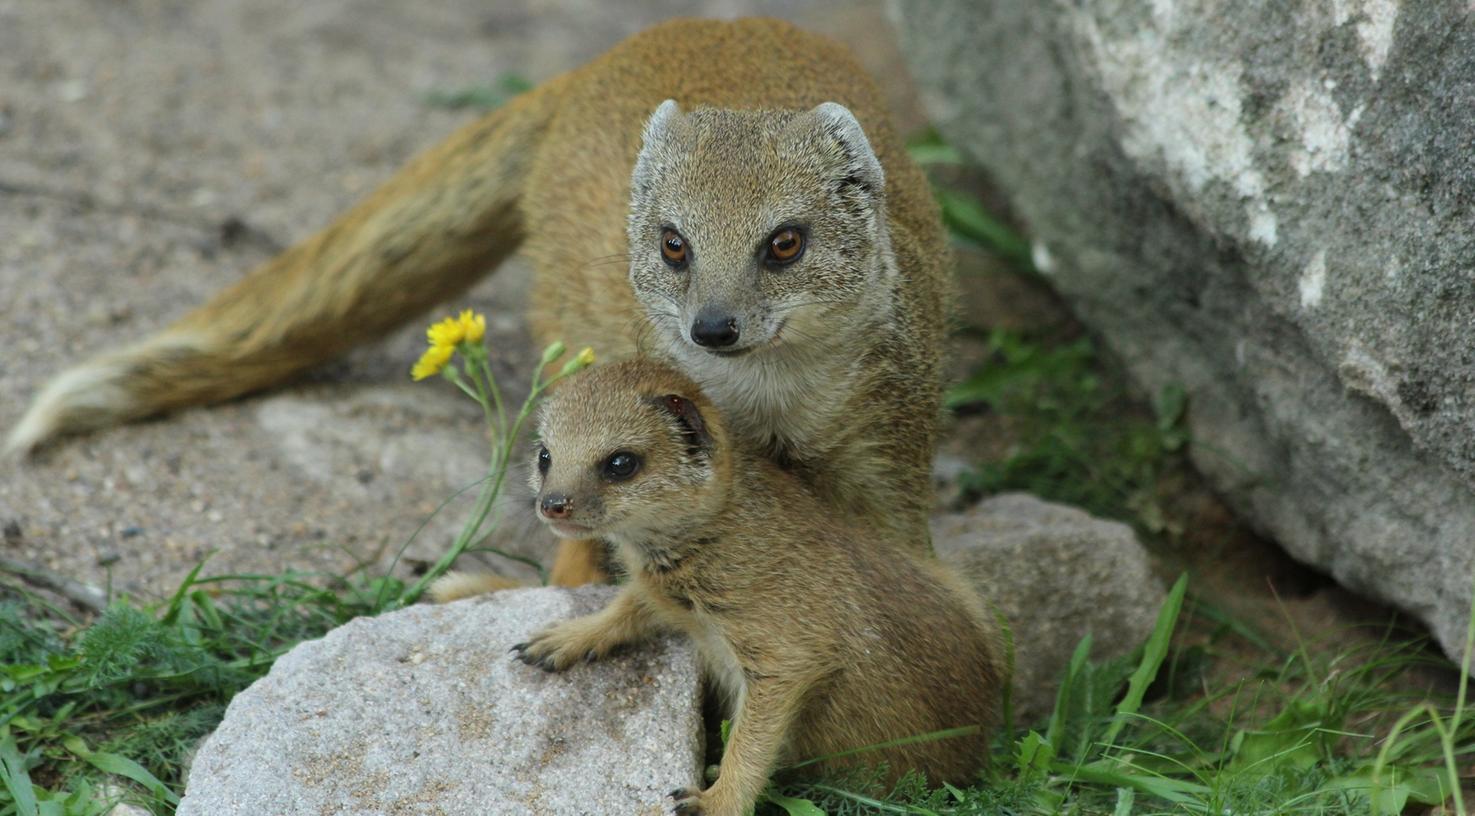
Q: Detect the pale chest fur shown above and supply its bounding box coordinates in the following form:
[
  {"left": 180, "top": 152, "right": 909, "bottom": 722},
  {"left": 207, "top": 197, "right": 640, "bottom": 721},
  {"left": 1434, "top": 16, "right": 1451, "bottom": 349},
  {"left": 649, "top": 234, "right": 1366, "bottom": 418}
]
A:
[
  {"left": 688, "top": 349, "right": 860, "bottom": 461},
  {"left": 683, "top": 613, "right": 748, "bottom": 715}
]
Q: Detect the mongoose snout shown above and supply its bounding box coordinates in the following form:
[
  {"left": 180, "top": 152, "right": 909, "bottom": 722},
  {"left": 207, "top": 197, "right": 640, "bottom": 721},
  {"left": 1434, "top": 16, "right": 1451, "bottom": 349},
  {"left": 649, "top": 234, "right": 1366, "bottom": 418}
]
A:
[
  {"left": 690, "top": 309, "right": 741, "bottom": 349},
  {"left": 538, "top": 493, "right": 572, "bottom": 519}
]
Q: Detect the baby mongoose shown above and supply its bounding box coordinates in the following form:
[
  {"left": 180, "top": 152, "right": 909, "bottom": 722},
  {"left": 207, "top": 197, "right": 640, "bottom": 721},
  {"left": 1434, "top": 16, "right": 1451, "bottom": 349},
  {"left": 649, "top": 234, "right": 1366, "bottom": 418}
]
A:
[{"left": 514, "top": 360, "right": 1002, "bottom": 816}]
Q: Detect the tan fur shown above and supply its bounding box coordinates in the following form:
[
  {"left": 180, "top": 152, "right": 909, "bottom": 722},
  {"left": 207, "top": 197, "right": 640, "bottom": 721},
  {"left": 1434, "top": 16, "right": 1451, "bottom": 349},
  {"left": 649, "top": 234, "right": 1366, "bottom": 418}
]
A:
[
  {"left": 426, "top": 570, "right": 523, "bottom": 604},
  {"left": 516, "top": 361, "right": 1001, "bottom": 816},
  {"left": 11, "top": 18, "right": 950, "bottom": 591}
]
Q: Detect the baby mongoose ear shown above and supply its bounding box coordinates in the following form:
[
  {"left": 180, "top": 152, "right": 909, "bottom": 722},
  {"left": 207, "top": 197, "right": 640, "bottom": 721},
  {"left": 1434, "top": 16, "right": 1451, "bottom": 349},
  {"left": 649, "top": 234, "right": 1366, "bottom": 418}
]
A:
[
  {"left": 652, "top": 393, "right": 712, "bottom": 456},
  {"left": 810, "top": 101, "right": 885, "bottom": 198},
  {"left": 631, "top": 99, "right": 682, "bottom": 198}
]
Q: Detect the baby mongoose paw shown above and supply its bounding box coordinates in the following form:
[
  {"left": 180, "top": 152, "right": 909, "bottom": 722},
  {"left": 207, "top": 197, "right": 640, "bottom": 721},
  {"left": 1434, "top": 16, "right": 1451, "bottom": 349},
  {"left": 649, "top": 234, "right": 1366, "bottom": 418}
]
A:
[
  {"left": 669, "top": 787, "right": 705, "bottom": 815},
  {"left": 510, "top": 621, "right": 606, "bottom": 672}
]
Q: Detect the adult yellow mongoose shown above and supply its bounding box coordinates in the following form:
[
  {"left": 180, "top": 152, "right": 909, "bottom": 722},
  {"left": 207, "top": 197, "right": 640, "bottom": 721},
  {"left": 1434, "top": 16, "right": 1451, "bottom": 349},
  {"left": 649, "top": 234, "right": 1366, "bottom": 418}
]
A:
[
  {"left": 516, "top": 360, "right": 1000, "bottom": 815},
  {"left": 9, "top": 18, "right": 951, "bottom": 587}
]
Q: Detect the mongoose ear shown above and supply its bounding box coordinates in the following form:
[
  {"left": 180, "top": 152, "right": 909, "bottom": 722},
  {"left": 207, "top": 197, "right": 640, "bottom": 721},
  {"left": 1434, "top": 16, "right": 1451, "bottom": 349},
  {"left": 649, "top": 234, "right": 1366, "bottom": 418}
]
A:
[
  {"left": 651, "top": 393, "right": 712, "bottom": 456},
  {"left": 643, "top": 99, "right": 682, "bottom": 144},
  {"left": 810, "top": 102, "right": 885, "bottom": 198},
  {"left": 632, "top": 99, "right": 682, "bottom": 197}
]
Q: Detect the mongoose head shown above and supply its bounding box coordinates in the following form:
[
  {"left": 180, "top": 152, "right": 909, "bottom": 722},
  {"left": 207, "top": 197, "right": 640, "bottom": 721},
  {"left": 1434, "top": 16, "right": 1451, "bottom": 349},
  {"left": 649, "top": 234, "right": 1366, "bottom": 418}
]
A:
[
  {"left": 626, "top": 100, "right": 892, "bottom": 364},
  {"left": 531, "top": 360, "right": 729, "bottom": 546}
]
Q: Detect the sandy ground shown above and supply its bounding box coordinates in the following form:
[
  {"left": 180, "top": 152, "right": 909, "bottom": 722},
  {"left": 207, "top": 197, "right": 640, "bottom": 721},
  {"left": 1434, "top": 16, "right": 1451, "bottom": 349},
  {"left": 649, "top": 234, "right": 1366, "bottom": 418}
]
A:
[{"left": 0, "top": 0, "right": 934, "bottom": 599}]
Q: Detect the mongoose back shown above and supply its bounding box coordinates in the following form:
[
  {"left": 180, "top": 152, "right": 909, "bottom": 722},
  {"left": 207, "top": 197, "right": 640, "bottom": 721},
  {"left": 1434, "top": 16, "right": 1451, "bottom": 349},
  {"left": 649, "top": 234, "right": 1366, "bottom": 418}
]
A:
[
  {"left": 515, "top": 360, "right": 1001, "bottom": 815},
  {"left": 9, "top": 18, "right": 950, "bottom": 586}
]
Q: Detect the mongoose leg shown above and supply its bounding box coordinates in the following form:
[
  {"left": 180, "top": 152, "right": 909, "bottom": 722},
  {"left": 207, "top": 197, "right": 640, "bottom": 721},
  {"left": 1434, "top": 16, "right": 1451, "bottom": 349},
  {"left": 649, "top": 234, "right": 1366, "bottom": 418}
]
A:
[
  {"left": 672, "top": 672, "right": 817, "bottom": 816},
  {"left": 547, "top": 537, "right": 609, "bottom": 586},
  {"left": 512, "top": 587, "right": 655, "bottom": 672}
]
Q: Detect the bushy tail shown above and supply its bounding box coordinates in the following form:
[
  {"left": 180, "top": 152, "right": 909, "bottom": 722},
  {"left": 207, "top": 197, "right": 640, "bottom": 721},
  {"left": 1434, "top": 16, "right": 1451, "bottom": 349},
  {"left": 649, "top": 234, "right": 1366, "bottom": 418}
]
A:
[
  {"left": 6, "top": 79, "right": 565, "bottom": 455},
  {"left": 428, "top": 570, "right": 526, "bottom": 604}
]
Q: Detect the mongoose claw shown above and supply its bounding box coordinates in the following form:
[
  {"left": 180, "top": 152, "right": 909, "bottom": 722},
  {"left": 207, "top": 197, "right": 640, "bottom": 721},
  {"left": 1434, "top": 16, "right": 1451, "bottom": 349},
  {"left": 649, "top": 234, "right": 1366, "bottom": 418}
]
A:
[{"left": 511, "top": 623, "right": 597, "bottom": 672}]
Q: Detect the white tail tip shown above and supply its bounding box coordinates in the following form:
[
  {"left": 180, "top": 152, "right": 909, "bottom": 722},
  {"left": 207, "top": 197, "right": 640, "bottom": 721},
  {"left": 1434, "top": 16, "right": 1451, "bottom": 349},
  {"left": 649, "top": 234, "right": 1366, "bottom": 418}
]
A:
[{"left": 5, "top": 358, "right": 136, "bottom": 456}]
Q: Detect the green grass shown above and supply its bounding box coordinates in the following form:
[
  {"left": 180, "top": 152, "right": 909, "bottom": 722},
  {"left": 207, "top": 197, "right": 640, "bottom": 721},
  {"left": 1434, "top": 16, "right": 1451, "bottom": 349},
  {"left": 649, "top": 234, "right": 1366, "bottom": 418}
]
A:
[
  {"left": 0, "top": 568, "right": 401, "bottom": 815},
  {"left": 945, "top": 328, "right": 1189, "bottom": 536},
  {"left": 761, "top": 575, "right": 1475, "bottom": 815},
  {"left": 2, "top": 571, "right": 1470, "bottom": 814}
]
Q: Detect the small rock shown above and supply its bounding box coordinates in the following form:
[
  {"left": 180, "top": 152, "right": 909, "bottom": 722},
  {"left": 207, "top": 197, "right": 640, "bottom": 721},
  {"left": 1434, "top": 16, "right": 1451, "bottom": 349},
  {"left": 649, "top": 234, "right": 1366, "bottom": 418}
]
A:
[
  {"left": 97, "top": 783, "right": 153, "bottom": 816},
  {"left": 2, "top": 520, "right": 22, "bottom": 545},
  {"left": 119, "top": 526, "right": 143, "bottom": 539},
  {"left": 178, "top": 586, "right": 703, "bottom": 815},
  {"left": 933, "top": 493, "right": 1166, "bottom": 723}
]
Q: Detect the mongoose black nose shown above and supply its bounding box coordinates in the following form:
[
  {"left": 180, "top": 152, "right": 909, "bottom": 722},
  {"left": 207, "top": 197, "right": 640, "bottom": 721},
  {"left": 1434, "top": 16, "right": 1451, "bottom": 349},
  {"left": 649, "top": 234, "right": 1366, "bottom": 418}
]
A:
[
  {"left": 540, "top": 493, "right": 572, "bottom": 519},
  {"left": 690, "top": 311, "right": 740, "bottom": 348}
]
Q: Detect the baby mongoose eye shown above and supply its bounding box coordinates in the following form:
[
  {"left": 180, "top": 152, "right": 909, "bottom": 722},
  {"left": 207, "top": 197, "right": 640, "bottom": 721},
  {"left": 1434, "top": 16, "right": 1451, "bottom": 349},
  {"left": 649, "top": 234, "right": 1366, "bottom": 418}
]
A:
[
  {"left": 537, "top": 446, "right": 551, "bottom": 475},
  {"left": 763, "top": 227, "right": 805, "bottom": 266},
  {"left": 660, "top": 229, "right": 689, "bottom": 269},
  {"left": 602, "top": 451, "right": 642, "bottom": 481}
]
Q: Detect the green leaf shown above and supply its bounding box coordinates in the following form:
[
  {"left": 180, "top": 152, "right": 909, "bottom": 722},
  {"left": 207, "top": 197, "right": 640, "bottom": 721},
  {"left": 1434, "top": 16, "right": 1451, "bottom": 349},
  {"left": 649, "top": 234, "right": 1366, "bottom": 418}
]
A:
[
  {"left": 1229, "top": 698, "right": 1326, "bottom": 772},
  {"left": 1046, "top": 634, "right": 1091, "bottom": 754},
  {"left": 1061, "top": 759, "right": 1210, "bottom": 805},
  {"left": 1329, "top": 764, "right": 1455, "bottom": 810},
  {"left": 63, "top": 736, "right": 180, "bottom": 805},
  {"left": 1, "top": 728, "right": 40, "bottom": 816},
  {"left": 1101, "top": 573, "right": 1187, "bottom": 748},
  {"left": 765, "top": 791, "right": 828, "bottom": 816},
  {"left": 161, "top": 560, "right": 208, "bottom": 625},
  {"left": 1015, "top": 731, "right": 1054, "bottom": 779},
  {"left": 934, "top": 188, "right": 1034, "bottom": 267},
  {"left": 906, "top": 142, "right": 964, "bottom": 166}
]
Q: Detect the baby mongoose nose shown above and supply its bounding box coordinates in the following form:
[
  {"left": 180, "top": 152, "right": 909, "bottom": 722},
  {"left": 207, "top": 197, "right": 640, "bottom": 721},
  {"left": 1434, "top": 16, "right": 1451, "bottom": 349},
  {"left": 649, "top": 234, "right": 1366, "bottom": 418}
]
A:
[
  {"left": 540, "top": 493, "right": 572, "bottom": 519},
  {"left": 690, "top": 310, "right": 740, "bottom": 348}
]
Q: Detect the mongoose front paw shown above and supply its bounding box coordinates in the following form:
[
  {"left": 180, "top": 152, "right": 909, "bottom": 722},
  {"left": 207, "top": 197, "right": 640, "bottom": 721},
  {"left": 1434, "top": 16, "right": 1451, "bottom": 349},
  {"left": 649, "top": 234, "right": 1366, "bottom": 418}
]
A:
[
  {"left": 510, "top": 621, "right": 608, "bottom": 672},
  {"left": 669, "top": 787, "right": 705, "bottom": 815}
]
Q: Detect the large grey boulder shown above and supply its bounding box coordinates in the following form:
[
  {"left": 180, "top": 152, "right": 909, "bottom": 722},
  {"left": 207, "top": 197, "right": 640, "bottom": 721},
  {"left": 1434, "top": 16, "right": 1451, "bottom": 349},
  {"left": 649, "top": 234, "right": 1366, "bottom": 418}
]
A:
[
  {"left": 893, "top": 1, "right": 1475, "bottom": 657},
  {"left": 178, "top": 586, "right": 703, "bottom": 816},
  {"left": 934, "top": 494, "right": 1165, "bottom": 722}
]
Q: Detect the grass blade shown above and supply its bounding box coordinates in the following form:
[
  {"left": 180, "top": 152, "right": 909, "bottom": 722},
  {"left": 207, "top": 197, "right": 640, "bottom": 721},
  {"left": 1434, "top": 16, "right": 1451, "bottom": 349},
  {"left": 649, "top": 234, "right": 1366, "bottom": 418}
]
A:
[
  {"left": 63, "top": 736, "right": 180, "bottom": 806},
  {"left": 1, "top": 728, "right": 39, "bottom": 816},
  {"left": 1101, "top": 573, "right": 1187, "bottom": 748}
]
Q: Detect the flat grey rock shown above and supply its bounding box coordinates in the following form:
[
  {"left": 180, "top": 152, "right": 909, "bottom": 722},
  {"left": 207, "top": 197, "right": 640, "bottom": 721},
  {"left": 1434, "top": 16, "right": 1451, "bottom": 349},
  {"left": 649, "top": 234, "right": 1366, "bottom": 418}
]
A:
[
  {"left": 893, "top": 0, "right": 1475, "bottom": 658},
  {"left": 178, "top": 586, "right": 703, "bottom": 816},
  {"left": 934, "top": 494, "right": 1165, "bottom": 722}
]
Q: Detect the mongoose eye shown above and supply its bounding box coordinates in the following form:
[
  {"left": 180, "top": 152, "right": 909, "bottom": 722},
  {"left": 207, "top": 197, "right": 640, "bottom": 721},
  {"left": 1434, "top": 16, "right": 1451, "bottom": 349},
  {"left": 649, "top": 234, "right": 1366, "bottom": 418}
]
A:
[
  {"left": 602, "top": 451, "right": 642, "bottom": 481},
  {"left": 537, "top": 446, "right": 551, "bottom": 475},
  {"left": 660, "top": 229, "right": 689, "bottom": 269},
  {"left": 764, "top": 227, "right": 805, "bottom": 266}
]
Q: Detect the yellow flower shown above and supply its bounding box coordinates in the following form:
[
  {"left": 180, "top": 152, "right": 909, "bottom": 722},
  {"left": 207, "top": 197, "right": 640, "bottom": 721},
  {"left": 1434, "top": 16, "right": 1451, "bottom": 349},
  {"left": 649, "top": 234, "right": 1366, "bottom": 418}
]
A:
[
  {"left": 411, "top": 343, "right": 455, "bottom": 381},
  {"left": 426, "top": 315, "right": 464, "bottom": 348},
  {"left": 458, "top": 309, "right": 486, "bottom": 344},
  {"left": 576, "top": 347, "right": 595, "bottom": 366}
]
